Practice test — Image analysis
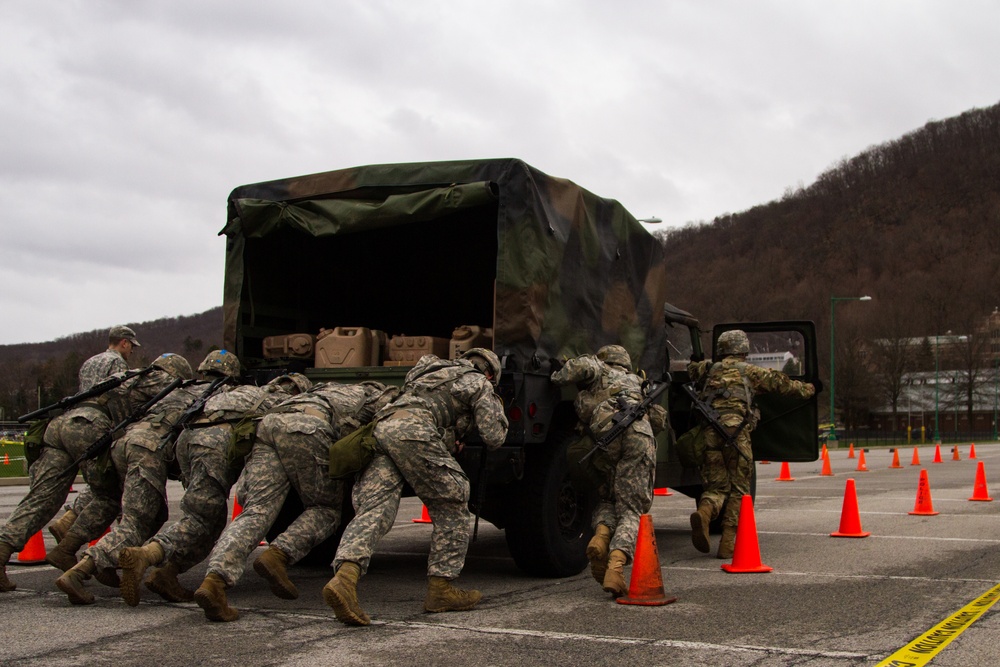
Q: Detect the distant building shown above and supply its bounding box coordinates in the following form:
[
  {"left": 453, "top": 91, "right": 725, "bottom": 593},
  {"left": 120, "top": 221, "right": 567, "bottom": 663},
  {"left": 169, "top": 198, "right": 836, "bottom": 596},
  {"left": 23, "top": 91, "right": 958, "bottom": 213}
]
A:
[{"left": 748, "top": 351, "right": 800, "bottom": 373}]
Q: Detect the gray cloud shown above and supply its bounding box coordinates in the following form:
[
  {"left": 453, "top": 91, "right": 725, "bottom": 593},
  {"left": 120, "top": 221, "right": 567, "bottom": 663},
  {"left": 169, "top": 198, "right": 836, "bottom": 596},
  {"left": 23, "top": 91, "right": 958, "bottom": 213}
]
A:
[{"left": 2, "top": 0, "right": 998, "bottom": 344}]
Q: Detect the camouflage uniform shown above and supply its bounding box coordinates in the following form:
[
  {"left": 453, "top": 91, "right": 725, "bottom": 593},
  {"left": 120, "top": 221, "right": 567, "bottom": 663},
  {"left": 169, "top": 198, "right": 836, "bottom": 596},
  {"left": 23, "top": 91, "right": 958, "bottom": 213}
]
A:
[
  {"left": 78, "top": 350, "right": 129, "bottom": 392},
  {"left": 147, "top": 384, "right": 289, "bottom": 573},
  {"left": 551, "top": 353, "right": 658, "bottom": 561},
  {"left": 204, "top": 382, "right": 371, "bottom": 586},
  {"left": 334, "top": 355, "right": 508, "bottom": 579},
  {"left": 688, "top": 355, "right": 815, "bottom": 532},
  {"left": 84, "top": 381, "right": 229, "bottom": 572},
  {"left": 0, "top": 370, "right": 178, "bottom": 554}
]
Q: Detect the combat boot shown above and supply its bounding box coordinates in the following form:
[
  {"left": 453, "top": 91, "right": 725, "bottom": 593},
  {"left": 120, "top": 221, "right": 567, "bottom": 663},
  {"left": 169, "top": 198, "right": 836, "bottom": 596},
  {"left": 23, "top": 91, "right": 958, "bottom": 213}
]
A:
[
  {"left": 46, "top": 534, "right": 88, "bottom": 572},
  {"left": 424, "top": 576, "right": 482, "bottom": 613},
  {"left": 717, "top": 526, "right": 737, "bottom": 560},
  {"left": 48, "top": 508, "right": 78, "bottom": 543},
  {"left": 55, "top": 555, "right": 97, "bottom": 605},
  {"left": 322, "top": 562, "right": 370, "bottom": 626},
  {"left": 253, "top": 546, "right": 298, "bottom": 600},
  {"left": 145, "top": 561, "right": 194, "bottom": 602},
  {"left": 690, "top": 501, "right": 713, "bottom": 554},
  {"left": 0, "top": 541, "right": 16, "bottom": 592},
  {"left": 194, "top": 572, "right": 239, "bottom": 622},
  {"left": 585, "top": 524, "right": 612, "bottom": 585},
  {"left": 602, "top": 549, "right": 628, "bottom": 598},
  {"left": 119, "top": 541, "right": 164, "bottom": 606}
]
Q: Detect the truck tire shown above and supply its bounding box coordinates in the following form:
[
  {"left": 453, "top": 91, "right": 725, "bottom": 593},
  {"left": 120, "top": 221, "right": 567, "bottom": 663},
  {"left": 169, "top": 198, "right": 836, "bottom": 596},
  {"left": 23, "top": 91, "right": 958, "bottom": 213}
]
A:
[
  {"left": 267, "top": 485, "right": 356, "bottom": 568},
  {"left": 504, "top": 431, "right": 595, "bottom": 578}
]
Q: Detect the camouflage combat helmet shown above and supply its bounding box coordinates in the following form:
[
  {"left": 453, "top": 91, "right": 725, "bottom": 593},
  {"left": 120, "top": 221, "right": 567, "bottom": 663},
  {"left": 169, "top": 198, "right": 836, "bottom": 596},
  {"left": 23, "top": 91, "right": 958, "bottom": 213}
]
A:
[
  {"left": 266, "top": 373, "right": 312, "bottom": 395},
  {"left": 151, "top": 353, "right": 193, "bottom": 380},
  {"left": 461, "top": 348, "right": 501, "bottom": 386},
  {"left": 198, "top": 349, "right": 242, "bottom": 378},
  {"left": 360, "top": 380, "right": 401, "bottom": 412},
  {"left": 717, "top": 329, "right": 750, "bottom": 356},
  {"left": 597, "top": 344, "right": 631, "bottom": 370}
]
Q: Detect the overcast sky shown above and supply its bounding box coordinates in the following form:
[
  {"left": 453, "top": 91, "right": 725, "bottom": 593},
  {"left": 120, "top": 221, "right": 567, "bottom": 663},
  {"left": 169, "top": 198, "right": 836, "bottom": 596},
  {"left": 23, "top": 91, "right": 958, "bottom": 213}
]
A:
[{"left": 1, "top": 1, "right": 997, "bottom": 346}]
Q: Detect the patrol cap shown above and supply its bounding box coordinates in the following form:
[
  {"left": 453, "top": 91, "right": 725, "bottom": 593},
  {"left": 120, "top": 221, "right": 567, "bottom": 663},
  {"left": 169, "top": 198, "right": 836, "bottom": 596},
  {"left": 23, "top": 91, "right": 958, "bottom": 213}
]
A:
[{"left": 109, "top": 325, "right": 140, "bottom": 347}]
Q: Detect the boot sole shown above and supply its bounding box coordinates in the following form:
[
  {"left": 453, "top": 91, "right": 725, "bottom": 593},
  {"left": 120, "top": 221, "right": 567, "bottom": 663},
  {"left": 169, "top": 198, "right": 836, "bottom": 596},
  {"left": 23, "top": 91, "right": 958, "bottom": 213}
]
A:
[
  {"left": 690, "top": 512, "right": 711, "bottom": 553},
  {"left": 194, "top": 587, "right": 240, "bottom": 622},
  {"left": 253, "top": 557, "right": 299, "bottom": 600},
  {"left": 322, "top": 582, "right": 370, "bottom": 626},
  {"left": 118, "top": 549, "right": 145, "bottom": 606}
]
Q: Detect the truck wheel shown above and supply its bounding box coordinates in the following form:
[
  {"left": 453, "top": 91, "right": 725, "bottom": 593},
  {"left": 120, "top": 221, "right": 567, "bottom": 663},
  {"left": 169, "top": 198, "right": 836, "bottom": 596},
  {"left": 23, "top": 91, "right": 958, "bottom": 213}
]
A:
[
  {"left": 503, "top": 432, "right": 594, "bottom": 577},
  {"left": 267, "top": 485, "right": 356, "bottom": 568}
]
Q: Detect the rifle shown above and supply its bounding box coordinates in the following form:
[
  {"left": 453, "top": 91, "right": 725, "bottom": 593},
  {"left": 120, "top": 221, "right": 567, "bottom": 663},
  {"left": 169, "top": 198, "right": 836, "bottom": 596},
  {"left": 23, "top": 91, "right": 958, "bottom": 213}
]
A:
[
  {"left": 579, "top": 380, "right": 669, "bottom": 463},
  {"left": 18, "top": 366, "right": 154, "bottom": 423},
  {"left": 158, "top": 375, "right": 233, "bottom": 450},
  {"left": 680, "top": 382, "right": 751, "bottom": 459},
  {"left": 66, "top": 376, "right": 185, "bottom": 473}
]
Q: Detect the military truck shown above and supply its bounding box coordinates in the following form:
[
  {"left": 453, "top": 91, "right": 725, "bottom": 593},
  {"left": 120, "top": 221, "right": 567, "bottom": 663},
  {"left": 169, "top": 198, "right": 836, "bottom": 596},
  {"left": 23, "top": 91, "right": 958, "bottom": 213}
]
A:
[{"left": 221, "top": 158, "right": 820, "bottom": 576}]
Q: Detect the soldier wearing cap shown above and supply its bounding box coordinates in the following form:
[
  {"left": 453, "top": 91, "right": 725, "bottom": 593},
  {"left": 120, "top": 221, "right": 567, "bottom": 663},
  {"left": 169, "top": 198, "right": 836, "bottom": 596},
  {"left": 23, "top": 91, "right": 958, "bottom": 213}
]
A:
[
  {"left": 78, "top": 326, "right": 141, "bottom": 392},
  {"left": 52, "top": 326, "right": 144, "bottom": 543},
  {"left": 687, "top": 329, "right": 815, "bottom": 559},
  {"left": 550, "top": 344, "right": 666, "bottom": 598}
]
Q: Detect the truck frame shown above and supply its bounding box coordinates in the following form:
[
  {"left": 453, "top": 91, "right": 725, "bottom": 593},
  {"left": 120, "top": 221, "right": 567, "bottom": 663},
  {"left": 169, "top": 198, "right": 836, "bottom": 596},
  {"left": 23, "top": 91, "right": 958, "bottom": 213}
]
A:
[{"left": 221, "top": 158, "right": 820, "bottom": 576}]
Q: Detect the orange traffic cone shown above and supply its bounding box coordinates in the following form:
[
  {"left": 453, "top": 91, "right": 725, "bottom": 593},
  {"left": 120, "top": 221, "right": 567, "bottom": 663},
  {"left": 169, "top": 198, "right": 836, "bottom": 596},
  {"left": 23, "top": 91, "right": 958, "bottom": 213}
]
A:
[
  {"left": 969, "top": 443, "right": 977, "bottom": 459},
  {"left": 721, "top": 495, "right": 772, "bottom": 573},
  {"left": 889, "top": 448, "right": 902, "bottom": 469},
  {"left": 820, "top": 450, "right": 834, "bottom": 476},
  {"left": 653, "top": 487, "right": 673, "bottom": 496},
  {"left": 847, "top": 443, "right": 855, "bottom": 459},
  {"left": 231, "top": 496, "right": 244, "bottom": 521},
  {"left": 952, "top": 446, "right": 961, "bottom": 461},
  {"left": 16, "top": 531, "right": 47, "bottom": 564},
  {"left": 856, "top": 450, "right": 868, "bottom": 472},
  {"left": 821, "top": 443, "right": 829, "bottom": 458},
  {"left": 617, "top": 514, "right": 677, "bottom": 606},
  {"left": 412, "top": 504, "right": 432, "bottom": 524},
  {"left": 759, "top": 460, "right": 771, "bottom": 465},
  {"left": 830, "top": 479, "right": 870, "bottom": 538},
  {"left": 775, "top": 462, "right": 794, "bottom": 481},
  {"left": 969, "top": 461, "right": 993, "bottom": 502},
  {"left": 911, "top": 447, "right": 921, "bottom": 466},
  {"left": 909, "top": 469, "right": 939, "bottom": 516},
  {"left": 933, "top": 444, "right": 942, "bottom": 463}
]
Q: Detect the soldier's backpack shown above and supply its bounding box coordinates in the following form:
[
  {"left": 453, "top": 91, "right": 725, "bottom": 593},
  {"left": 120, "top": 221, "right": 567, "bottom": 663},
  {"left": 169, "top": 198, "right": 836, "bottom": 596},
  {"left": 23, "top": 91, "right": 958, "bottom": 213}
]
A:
[
  {"left": 675, "top": 423, "right": 707, "bottom": 469},
  {"left": 328, "top": 421, "right": 378, "bottom": 480}
]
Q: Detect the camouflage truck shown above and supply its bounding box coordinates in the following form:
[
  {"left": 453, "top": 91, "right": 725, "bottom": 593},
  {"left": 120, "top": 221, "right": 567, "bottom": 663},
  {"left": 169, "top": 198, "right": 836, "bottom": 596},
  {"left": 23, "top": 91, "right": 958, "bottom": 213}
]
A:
[{"left": 221, "top": 158, "right": 820, "bottom": 576}]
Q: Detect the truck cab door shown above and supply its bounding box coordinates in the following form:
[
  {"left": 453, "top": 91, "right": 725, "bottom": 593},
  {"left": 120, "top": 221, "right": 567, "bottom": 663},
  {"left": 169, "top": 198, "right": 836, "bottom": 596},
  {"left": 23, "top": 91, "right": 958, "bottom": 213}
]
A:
[{"left": 713, "top": 322, "right": 820, "bottom": 463}]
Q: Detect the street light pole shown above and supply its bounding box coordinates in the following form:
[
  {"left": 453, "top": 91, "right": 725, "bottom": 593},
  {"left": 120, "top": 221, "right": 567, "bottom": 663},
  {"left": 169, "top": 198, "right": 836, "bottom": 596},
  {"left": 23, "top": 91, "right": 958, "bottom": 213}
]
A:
[
  {"left": 993, "top": 357, "right": 998, "bottom": 442},
  {"left": 829, "top": 295, "right": 873, "bottom": 444},
  {"left": 934, "top": 334, "right": 941, "bottom": 444}
]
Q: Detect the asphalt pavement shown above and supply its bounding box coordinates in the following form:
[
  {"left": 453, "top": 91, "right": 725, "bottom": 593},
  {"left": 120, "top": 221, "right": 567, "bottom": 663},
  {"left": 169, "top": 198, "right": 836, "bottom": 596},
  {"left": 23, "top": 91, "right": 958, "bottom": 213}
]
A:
[{"left": 2, "top": 442, "right": 999, "bottom": 666}]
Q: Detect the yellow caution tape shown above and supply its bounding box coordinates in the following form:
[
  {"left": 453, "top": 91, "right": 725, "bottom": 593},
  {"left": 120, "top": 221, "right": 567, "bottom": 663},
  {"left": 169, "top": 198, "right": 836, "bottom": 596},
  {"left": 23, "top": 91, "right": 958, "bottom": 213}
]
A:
[{"left": 876, "top": 582, "right": 1000, "bottom": 666}]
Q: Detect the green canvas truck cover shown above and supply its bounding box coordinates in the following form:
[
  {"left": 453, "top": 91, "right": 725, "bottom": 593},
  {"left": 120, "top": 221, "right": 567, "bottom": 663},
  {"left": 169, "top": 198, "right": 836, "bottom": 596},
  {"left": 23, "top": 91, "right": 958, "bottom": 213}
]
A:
[{"left": 221, "top": 158, "right": 669, "bottom": 375}]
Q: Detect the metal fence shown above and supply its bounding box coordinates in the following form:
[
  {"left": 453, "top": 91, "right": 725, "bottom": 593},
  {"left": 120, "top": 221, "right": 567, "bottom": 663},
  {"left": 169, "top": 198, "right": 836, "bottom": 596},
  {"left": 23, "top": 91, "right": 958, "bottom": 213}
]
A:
[{"left": 830, "top": 429, "right": 999, "bottom": 449}]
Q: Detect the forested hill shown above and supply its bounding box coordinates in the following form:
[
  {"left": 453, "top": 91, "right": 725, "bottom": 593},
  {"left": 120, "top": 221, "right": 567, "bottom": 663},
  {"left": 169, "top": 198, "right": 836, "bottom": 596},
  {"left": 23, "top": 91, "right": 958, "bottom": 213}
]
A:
[
  {"left": 0, "top": 308, "right": 223, "bottom": 418},
  {"left": 655, "top": 102, "right": 1000, "bottom": 344}
]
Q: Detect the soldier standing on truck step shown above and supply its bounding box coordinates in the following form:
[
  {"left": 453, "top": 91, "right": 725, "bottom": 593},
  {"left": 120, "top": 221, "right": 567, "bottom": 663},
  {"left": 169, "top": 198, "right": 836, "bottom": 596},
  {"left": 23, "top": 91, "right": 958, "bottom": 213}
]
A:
[
  {"left": 550, "top": 345, "right": 667, "bottom": 598},
  {"left": 323, "top": 349, "right": 508, "bottom": 626},
  {"left": 687, "top": 329, "right": 815, "bottom": 559}
]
